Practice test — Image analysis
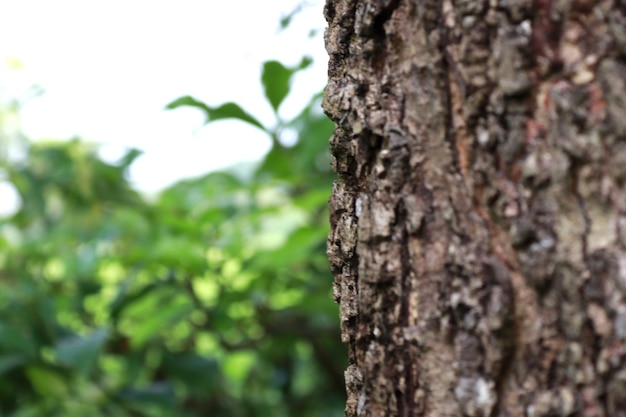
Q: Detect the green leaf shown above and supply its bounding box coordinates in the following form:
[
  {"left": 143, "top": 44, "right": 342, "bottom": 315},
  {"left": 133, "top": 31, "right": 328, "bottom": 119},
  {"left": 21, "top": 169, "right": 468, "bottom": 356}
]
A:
[
  {"left": 149, "top": 236, "right": 207, "bottom": 273},
  {"left": 26, "top": 365, "right": 68, "bottom": 397},
  {"left": 251, "top": 226, "right": 323, "bottom": 270},
  {"left": 261, "top": 57, "right": 312, "bottom": 113},
  {"left": 55, "top": 328, "right": 109, "bottom": 375},
  {"left": 0, "top": 354, "right": 26, "bottom": 376},
  {"left": 260, "top": 58, "right": 312, "bottom": 113},
  {"left": 279, "top": 4, "right": 302, "bottom": 31},
  {"left": 161, "top": 352, "right": 220, "bottom": 394},
  {"left": 256, "top": 145, "right": 294, "bottom": 179},
  {"left": 165, "top": 95, "right": 209, "bottom": 111},
  {"left": 109, "top": 280, "right": 164, "bottom": 324},
  {"left": 118, "top": 383, "right": 176, "bottom": 408},
  {"left": 0, "top": 322, "right": 37, "bottom": 357},
  {"left": 120, "top": 289, "right": 193, "bottom": 349},
  {"left": 117, "top": 148, "right": 142, "bottom": 170},
  {"left": 211, "top": 102, "right": 265, "bottom": 130},
  {"left": 261, "top": 61, "right": 292, "bottom": 112},
  {"left": 298, "top": 55, "right": 313, "bottom": 70},
  {"left": 166, "top": 96, "right": 265, "bottom": 130},
  {"left": 279, "top": 14, "right": 293, "bottom": 30}
]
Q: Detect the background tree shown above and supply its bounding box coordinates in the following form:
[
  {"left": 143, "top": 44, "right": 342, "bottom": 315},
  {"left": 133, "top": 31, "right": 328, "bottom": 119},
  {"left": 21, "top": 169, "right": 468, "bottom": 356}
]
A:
[
  {"left": 324, "top": 0, "right": 626, "bottom": 416},
  {"left": 0, "top": 51, "right": 344, "bottom": 417}
]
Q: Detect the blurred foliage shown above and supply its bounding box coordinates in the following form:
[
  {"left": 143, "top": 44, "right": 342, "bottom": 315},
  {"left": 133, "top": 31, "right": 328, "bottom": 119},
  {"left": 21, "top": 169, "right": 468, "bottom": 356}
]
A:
[{"left": 0, "top": 53, "right": 343, "bottom": 417}]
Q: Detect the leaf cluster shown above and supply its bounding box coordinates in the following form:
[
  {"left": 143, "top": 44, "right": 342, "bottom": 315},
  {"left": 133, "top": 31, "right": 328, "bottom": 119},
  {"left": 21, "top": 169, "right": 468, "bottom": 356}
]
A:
[{"left": 0, "top": 56, "right": 342, "bottom": 417}]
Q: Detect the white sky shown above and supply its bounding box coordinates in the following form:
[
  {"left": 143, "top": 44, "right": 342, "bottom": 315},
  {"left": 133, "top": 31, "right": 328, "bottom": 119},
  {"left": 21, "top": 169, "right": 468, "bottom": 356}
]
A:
[{"left": 0, "top": 0, "right": 328, "bottom": 214}]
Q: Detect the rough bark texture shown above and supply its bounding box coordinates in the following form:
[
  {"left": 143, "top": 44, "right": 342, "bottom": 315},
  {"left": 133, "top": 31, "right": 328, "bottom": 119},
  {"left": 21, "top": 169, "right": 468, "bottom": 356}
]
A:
[{"left": 323, "top": 0, "right": 626, "bottom": 416}]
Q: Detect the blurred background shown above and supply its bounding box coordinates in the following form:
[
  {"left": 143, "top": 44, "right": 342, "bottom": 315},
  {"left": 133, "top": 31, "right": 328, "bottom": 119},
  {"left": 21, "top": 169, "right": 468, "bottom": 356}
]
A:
[{"left": 0, "top": 1, "right": 345, "bottom": 416}]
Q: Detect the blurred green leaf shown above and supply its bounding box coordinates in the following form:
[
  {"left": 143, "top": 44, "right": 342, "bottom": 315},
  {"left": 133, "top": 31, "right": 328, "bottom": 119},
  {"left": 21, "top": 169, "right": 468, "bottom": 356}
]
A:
[
  {"left": 166, "top": 96, "right": 265, "bottom": 131},
  {"left": 261, "top": 57, "right": 312, "bottom": 113},
  {"left": 262, "top": 61, "right": 291, "bottom": 112},
  {"left": 161, "top": 352, "right": 220, "bottom": 394},
  {"left": 55, "top": 328, "right": 109, "bottom": 375},
  {"left": 0, "top": 50, "right": 344, "bottom": 417},
  {"left": 25, "top": 365, "right": 68, "bottom": 397},
  {"left": 118, "top": 382, "right": 176, "bottom": 408},
  {"left": 246, "top": 226, "right": 322, "bottom": 275},
  {"left": 117, "top": 148, "right": 142, "bottom": 170},
  {"left": 121, "top": 290, "right": 193, "bottom": 349},
  {"left": 0, "top": 353, "right": 26, "bottom": 376},
  {"left": 279, "top": 4, "right": 302, "bottom": 31},
  {"left": 256, "top": 145, "right": 293, "bottom": 179},
  {"left": 0, "top": 322, "right": 37, "bottom": 357}
]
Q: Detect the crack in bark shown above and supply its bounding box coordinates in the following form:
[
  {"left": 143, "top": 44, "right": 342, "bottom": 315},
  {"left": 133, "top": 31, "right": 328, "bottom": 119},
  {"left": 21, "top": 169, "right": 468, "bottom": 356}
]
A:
[
  {"left": 438, "top": 5, "right": 463, "bottom": 181},
  {"left": 398, "top": 201, "right": 415, "bottom": 417},
  {"left": 570, "top": 159, "right": 591, "bottom": 264}
]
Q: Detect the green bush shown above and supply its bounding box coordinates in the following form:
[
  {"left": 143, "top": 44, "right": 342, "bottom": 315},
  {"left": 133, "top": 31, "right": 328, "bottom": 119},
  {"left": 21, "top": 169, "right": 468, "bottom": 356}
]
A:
[{"left": 0, "top": 56, "right": 343, "bottom": 417}]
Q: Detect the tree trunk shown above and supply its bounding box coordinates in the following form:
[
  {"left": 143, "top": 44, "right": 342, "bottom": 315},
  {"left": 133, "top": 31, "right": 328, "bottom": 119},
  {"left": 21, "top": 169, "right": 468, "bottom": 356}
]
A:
[{"left": 323, "top": 0, "right": 626, "bottom": 416}]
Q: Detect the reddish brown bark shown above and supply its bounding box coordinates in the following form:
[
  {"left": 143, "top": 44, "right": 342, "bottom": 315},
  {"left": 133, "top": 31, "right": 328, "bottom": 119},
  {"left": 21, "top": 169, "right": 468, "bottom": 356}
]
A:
[{"left": 324, "top": 0, "right": 626, "bottom": 416}]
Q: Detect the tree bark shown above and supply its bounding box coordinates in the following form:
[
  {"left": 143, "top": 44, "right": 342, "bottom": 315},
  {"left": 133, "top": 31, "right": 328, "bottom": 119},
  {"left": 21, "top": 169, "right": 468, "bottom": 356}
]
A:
[{"left": 323, "top": 0, "right": 626, "bottom": 416}]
